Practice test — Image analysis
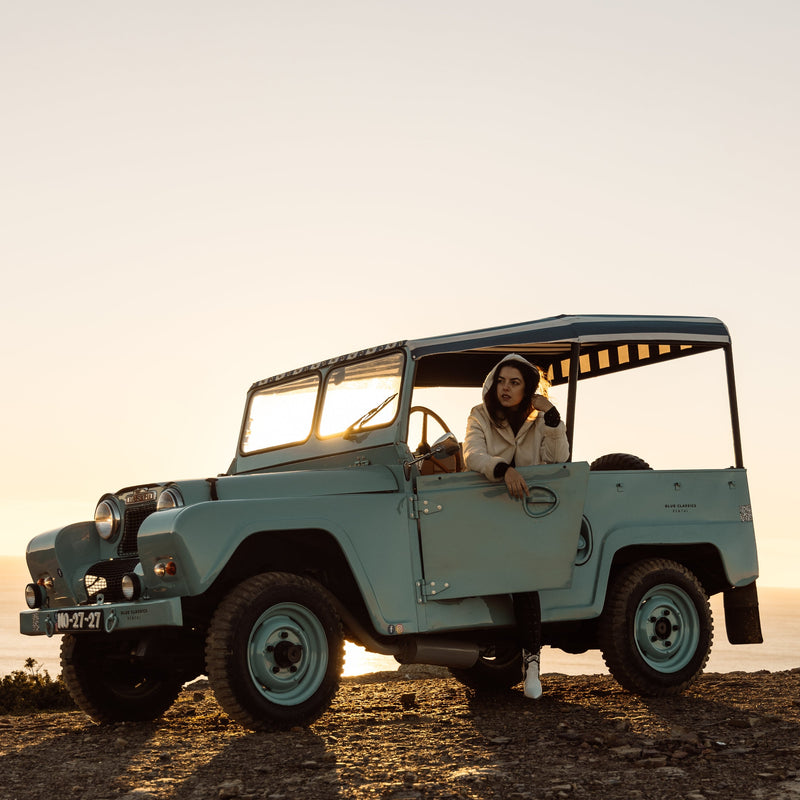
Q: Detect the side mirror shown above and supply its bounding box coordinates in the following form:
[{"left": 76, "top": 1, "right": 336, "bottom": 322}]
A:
[{"left": 403, "top": 432, "right": 460, "bottom": 480}]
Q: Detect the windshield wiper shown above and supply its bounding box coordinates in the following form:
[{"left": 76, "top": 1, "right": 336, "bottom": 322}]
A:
[{"left": 343, "top": 393, "right": 398, "bottom": 439}]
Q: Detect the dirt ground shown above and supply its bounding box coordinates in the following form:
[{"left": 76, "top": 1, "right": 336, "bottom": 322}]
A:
[{"left": 1, "top": 667, "right": 798, "bottom": 800}]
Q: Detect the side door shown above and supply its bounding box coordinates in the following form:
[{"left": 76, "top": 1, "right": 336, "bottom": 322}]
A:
[{"left": 415, "top": 461, "right": 590, "bottom": 600}]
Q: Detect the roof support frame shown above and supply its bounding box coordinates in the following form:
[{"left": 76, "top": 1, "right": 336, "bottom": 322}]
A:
[
  {"left": 565, "top": 342, "right": 580, "bottom": 461},
  {"left": 725, "top": 344, "right": 745, "bottom": 469}
]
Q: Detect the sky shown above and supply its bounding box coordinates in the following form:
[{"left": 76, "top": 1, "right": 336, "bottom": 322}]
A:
[{"left": 2, "top": 2, "right": 798, "bottom": 588}]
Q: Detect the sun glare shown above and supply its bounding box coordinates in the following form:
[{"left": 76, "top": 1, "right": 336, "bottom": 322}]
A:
[
  {"left": 242, "top": 375, "right": 320, "bottom": 453},
  {"left": 318, "top": 353, "right": 404, "bottom": 437}
]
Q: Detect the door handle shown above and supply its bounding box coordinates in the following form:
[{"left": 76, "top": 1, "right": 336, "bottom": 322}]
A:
[{"left": 522, "top": 485, "right": 559, "bottom": 518}]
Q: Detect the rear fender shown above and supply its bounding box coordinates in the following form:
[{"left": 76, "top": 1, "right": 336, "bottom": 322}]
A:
[{"left": 542, "top": 525, "right": 757, "bottom": 623}]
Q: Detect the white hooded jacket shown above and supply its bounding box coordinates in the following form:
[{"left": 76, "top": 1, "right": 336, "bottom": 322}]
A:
[{"left": 463, "top": 354, "right": 570, "bottom": 481}]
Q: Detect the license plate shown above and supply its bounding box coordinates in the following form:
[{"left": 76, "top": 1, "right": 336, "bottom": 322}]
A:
[{"left": 55, "top": 609, "right": 103, "bottom": 632}]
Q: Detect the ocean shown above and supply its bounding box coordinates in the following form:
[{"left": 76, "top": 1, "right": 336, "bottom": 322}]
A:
[{"left": 2, "top": 556, "right": 797, "bottom": 679}]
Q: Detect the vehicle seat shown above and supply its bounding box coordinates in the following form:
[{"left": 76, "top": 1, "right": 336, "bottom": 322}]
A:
[{"left": 419, "top": 443, "right": 464, "bottom": 475}]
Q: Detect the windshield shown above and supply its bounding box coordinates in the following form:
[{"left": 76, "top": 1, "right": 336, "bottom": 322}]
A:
[
  {"left": 318, "top": 352, "right": 404, "bottom": 437},
  {"left": 241, "top": 374, "right": 320, "bottom": 454}
]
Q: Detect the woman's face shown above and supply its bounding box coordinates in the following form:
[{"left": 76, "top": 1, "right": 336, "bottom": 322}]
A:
[{"left": 496, "top": 365, "right": 526, "bottom": 410}]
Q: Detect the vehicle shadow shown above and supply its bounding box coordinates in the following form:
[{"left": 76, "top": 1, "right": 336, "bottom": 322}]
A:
[
  {"left": 462, "top": 670, "right": 800, "bottom": 799},
  {"left": 0, "top": 714, "right": 167, "bottom": 799},
  {"left": 0, "top": 706, "right": 342, "bottom": 800},
  {"left": 1, "top": 672, "right": 796, "bottom": 800},
  {"left": 165, "top": 727, "right": 341, "bottom": 799}
]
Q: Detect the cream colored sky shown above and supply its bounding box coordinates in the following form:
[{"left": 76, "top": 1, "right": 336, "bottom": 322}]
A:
[{"left": 1, "top": 2, "right": 798, "bottom": 586}]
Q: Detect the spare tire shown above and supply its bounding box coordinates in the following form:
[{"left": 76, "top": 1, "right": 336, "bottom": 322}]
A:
[{"left": 590, "top": 453, "right": 651, "bottom": 471}]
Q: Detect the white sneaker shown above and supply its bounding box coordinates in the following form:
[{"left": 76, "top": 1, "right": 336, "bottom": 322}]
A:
[{"left": 522, "top": 650, "right": 542, "bottom": 700}]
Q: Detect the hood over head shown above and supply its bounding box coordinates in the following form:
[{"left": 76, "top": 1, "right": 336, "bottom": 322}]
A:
[{"left": 481, "top": 353, "right": 541, "bottom": 401}]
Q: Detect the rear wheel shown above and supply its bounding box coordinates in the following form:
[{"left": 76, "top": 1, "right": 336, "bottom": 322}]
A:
[
  {"left": 599, "top": 559, "right": 713, "bottom": 696},
  {"left": 61, "top": 635, "right": 183, "bottom": 723},
  {"left": 206, "top": 572, "right": 344, "bottom": 730},
  {"left": 449, "top": 642, "right": 521, "bottom": 691}
]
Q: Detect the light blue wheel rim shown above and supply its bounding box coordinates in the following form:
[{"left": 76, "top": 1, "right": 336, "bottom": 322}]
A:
[
  {"left": 247, "top": 602, "right": 328, "bottom": 706},
  {"left": 633, "top": 583, "right": 701, "bottom": 674}
]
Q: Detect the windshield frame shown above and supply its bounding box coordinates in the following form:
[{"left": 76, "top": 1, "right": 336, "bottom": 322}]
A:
[
  {"left": 239, "top": 371, "right": 323, "bottom": 456},
  {"left": 236, "top": 349, "right": 408, "bottom": 460}
]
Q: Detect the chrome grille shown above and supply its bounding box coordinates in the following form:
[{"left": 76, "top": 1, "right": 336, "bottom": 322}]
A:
[{"left": 118, "top": 501, "right": 156, "bottom": 556}]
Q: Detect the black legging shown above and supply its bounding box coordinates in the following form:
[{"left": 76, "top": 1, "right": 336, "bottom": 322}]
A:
[{"left": 513, "top": 591, "right": 541, "bottom": 652}]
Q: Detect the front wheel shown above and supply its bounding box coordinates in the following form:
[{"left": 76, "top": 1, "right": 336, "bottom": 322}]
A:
[
  {"left": 206, "top": 572, "right": 344, "bottom": 730},
  {"left": 599, "top": 559, "right": 713, "bottom": 696},
  {"left": 61, "top": 635, "right": 183, "bottom": 723}
]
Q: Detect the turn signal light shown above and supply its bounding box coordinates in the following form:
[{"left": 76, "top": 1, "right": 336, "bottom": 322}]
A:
[
  {"left": 37, "top": 575, "right": 55, "bottom": 590},
  {"left": 153, "top": 560, "right": 177, "bottom": 578}
]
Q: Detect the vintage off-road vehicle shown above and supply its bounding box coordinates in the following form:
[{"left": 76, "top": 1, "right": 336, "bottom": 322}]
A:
[{"left": 20, "top": 314, "right": 762, "bottom": 729}]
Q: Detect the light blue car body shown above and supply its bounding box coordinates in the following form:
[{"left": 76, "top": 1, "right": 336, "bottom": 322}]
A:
[{"left": 20, "top": 314, "right": 761, "bottom": 666}]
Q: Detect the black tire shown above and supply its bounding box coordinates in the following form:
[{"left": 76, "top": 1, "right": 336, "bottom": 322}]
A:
[
  {"left": 590, "top": 453, "right": 651, "bottom": 471},
  {"left": 449, "top": 643, "right": 521, "bottom": 691},
  {"left": 598, "top": 559, "right": 713, "bottom": 697},
  {"left": 60, "top": 635, "right": 183, "bottom": 723},
  {"left": 205, "top": 572, "right": 344, "bottom": 731}
]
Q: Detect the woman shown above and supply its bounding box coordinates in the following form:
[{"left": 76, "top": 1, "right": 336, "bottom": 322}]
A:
[{"left": 463, "top": 353, "right": 570, "bottom": 699}]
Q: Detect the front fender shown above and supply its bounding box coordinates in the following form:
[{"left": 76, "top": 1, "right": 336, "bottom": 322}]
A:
[
  {"left": 26, "top": 522, "right": 100, "bottom": 605},
  {"left": 136, "top": 499, "right": 372, "bottom": 600}
]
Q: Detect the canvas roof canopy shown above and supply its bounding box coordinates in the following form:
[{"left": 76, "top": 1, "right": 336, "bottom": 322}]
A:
[
  {"left": 409, "top": 314, "right": 731, "bottom": 388},
  {"left": 252, "top": 314, "right": 731, "bottom": 390}
]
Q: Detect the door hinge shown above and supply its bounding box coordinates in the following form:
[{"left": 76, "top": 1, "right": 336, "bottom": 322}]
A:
[
  {"left": 415, "top": 579, "right": 452, "bottom": 603},
  {"left": 408, "top": 496, "right": 444, "bottom": 520}
]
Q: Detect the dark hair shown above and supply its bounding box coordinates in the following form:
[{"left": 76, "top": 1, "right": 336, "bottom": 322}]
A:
[{"left": 485, "top": 359, "right": 541, "bottom": 430}]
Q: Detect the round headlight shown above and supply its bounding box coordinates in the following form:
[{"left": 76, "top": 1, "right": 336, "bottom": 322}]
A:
[
  {"left": 156, "top": 487, "right": 184, "bottom": 512},
  {"left": 94, "top": 498, "right": 121, "bottom": 540},
  {"left": 25, "top": 583, "right": 47, "bottom": 609},
  {"left": 121, "top": 573, "right": 142, "bottom": 601}
]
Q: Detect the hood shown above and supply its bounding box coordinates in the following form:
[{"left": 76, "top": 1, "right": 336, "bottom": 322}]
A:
[{"left": 481, "top": 353, "right": 540, "bottom": 401}]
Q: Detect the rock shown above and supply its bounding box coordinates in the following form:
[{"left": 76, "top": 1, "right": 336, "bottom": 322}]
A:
[
  {"left": 639, "top": 756, "right": 669, "bottom": 767},
  {"left": 653, "top": 766, "right": 687, "bottom": 778},
  {"left": 610, "top": 746, "right": 642, "bottom": 759},
  {"left": 728, "top": 716, "right": 760, "bottom": 729},
  {"left": 217, "top": 779, "right": 244, "bottom": 798}
]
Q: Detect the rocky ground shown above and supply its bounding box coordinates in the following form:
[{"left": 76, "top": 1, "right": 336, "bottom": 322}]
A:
[{"left": 0, "top": 667, "right": 798, "bottom": 800}]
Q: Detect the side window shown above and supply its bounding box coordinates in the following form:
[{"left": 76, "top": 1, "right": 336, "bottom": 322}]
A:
[{"left": 408, "top": 386, "right": 474, "bottom": 446}]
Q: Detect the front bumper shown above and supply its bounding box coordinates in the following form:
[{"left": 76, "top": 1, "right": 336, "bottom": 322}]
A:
[{"left": 20, "top": 596, "right": 184, "bottom": 637}]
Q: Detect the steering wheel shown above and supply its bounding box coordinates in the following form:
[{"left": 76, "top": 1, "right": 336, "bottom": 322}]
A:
[
  {"left": 410, "top": 406, "right": 463, "bottom": 473},
  {"left": 410, "top": 405, "right": 451, "bottom": 451}
]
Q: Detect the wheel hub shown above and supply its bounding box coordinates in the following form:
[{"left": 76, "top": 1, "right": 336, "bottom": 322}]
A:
[
  {"left": 653, "top": 615, "right": 674, "bottom": 641},
  {"left": 272, "top": 639, "right": 303, "bottom": 669},
  {"left": 245, "top": 603, "right": 330, "bottom": 705},
  {"left": 633, "top": 584, "right": 700, "bottom": 674}
]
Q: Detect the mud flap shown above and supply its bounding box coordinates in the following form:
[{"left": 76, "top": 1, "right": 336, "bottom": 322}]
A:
[{"left": 723, "top": 581, "right": 764, "bottom": 644}]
